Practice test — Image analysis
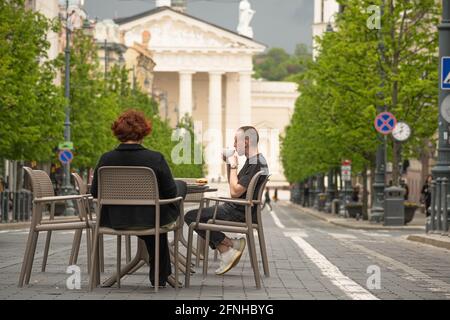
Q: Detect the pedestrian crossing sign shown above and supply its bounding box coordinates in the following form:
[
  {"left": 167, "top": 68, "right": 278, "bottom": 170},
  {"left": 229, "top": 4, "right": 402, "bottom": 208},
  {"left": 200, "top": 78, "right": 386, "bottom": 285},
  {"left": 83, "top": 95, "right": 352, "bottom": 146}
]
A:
[{"left": 442, "top": 57, "right": 450, "bottom": 90}]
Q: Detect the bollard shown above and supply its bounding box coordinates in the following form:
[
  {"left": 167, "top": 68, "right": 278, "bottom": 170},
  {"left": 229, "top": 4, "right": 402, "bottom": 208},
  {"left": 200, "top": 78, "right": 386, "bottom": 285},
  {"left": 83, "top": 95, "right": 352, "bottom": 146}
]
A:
[
  {"left": 430, "top": 180, "right": 436, "bottom": 232},
  {"left": 442, "top": 178, "right": 448, "bottom": 235}
]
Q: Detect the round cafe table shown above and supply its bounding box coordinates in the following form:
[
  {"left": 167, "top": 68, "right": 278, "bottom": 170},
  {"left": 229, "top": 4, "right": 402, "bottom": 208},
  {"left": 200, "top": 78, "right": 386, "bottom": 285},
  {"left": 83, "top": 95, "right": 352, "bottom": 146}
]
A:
[{"left": 101, "top": 183, "right": 217, "bottom": 288}]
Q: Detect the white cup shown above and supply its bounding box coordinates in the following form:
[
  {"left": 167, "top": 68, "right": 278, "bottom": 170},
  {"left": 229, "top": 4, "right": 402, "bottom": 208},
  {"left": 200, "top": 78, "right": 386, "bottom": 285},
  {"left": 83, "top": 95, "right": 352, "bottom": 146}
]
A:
[{"left": 222, "top": 148, "right": 235, "bottom": 158}]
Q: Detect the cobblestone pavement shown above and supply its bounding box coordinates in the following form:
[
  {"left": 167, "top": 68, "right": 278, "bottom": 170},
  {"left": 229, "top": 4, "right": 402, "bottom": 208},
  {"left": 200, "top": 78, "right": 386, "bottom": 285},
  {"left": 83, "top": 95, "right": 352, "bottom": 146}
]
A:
[{"left": 1, "top": 201, "right": 450, "bottom": 300}]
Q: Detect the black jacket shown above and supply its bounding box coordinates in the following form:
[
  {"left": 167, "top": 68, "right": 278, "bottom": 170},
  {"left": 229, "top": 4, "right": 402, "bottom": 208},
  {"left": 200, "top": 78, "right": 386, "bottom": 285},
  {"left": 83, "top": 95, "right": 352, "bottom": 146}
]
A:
[{"left": 90, "top": 144, "right": 180, "bottom": 229}]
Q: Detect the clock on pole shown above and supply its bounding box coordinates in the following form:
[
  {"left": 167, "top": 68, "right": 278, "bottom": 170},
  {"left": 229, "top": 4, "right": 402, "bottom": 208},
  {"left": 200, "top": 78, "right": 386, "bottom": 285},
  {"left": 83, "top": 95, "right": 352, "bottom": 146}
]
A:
[{"left": 392, "top": 122, "right": 411, "bottom": 142}]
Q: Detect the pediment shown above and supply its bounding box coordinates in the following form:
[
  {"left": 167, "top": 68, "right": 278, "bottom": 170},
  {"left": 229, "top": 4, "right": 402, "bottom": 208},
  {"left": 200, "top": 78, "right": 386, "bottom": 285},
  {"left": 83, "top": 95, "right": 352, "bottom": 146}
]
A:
[{"left": 116, "top": 7, "right": 265, "bottom": 53}]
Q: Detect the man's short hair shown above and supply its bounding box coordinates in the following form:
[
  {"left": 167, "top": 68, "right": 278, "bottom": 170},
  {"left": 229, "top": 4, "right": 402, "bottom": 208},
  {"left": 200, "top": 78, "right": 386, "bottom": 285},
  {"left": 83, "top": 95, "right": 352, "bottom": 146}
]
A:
[{"left": 238, "top": 126, "right": 259, "bottom": 146}]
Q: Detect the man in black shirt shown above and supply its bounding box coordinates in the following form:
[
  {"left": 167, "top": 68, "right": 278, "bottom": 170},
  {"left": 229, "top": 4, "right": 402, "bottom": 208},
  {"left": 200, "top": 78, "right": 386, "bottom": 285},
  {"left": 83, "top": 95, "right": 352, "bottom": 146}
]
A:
[{"left": 185, "top": 126, "right": 269, "bottom": 275}]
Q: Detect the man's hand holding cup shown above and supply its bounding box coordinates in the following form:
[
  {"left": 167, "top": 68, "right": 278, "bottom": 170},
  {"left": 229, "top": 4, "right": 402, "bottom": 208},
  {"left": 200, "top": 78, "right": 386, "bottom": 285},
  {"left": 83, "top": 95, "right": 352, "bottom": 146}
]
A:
[{"left": 222, "top": 148, "right": 237, "bottom": 166}]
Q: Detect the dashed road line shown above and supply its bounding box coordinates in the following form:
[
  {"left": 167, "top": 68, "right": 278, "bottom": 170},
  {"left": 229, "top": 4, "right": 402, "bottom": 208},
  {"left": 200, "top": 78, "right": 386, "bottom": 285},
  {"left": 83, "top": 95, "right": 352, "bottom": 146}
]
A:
[{"left": 285, "top": 232, "right": 379, "bottom": 300}]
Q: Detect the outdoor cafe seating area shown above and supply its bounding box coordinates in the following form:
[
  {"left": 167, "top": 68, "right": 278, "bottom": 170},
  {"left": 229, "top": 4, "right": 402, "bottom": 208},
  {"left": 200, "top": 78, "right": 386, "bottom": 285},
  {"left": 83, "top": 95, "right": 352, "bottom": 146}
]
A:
[{"left": 17, "top": 166, "right": 270, "bottom": 292}]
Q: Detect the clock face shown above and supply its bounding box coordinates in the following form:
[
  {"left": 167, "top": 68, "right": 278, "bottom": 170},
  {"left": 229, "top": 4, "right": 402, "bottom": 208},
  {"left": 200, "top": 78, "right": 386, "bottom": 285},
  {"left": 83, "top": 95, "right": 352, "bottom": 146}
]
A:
[{"left": 392, "top": 122, "right": 411, "bottom": 142}]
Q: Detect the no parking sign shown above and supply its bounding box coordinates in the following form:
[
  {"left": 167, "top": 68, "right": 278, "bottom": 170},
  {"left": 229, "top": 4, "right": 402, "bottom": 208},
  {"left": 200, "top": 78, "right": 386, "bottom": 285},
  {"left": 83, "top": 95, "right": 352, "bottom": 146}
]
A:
[
  {"left": 59, "top": 149, "right": 74, "bottom": 165},
  {"left": 374, "top": 112, "right": 397, "bottom": 135}
]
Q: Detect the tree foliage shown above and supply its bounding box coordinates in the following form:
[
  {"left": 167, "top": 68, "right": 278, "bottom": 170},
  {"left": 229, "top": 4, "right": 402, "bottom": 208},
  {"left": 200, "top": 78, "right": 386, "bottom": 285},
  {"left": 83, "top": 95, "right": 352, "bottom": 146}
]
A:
[
  {"left": 281, "top": 0, "right": 439, "bottom": 185},
  {"left": 253, "top": 44, "right": 312, "bottom": 81},
  {"left": 0, "top": 0, "right": 65, "bottom": 162},
  {"left": 65, "top": 31, "right": 203, "bottom": 177}
]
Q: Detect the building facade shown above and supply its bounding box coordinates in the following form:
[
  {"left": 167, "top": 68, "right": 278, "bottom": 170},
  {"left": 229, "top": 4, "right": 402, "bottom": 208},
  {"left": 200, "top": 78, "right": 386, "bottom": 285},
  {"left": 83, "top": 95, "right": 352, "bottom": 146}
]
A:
[
  {"left": 92, "top": 3, "right": 299, "bottom": 183},
  {"left": 312, "top": 0, "right": 340, "bottom": 59}
]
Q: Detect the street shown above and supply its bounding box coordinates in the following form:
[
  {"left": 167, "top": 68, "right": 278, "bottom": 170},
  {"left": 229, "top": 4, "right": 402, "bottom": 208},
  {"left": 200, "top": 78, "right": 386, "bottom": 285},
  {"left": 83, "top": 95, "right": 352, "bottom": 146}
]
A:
[{"left": 1, "top": 202, "right": 449, "bottom": 300}]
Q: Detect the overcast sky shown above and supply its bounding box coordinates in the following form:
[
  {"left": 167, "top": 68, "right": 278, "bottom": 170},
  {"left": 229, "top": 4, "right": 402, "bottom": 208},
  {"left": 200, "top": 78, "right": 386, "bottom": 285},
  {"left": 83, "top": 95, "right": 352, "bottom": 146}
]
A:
[{"left": 83, "top": 0, "right": 313, "bottom": 53}]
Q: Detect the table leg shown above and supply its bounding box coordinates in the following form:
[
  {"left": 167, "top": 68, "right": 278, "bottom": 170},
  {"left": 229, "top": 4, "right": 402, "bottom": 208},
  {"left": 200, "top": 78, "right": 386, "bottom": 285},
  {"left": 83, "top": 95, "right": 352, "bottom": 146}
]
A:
[{"left": 102, "top": 239, "right": 148, "bottom": 287}]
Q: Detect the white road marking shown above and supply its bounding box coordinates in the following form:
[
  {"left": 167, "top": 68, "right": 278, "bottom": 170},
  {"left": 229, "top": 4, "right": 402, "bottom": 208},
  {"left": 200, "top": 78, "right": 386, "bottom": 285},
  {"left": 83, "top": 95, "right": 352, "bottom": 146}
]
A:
[
  {"left": 285, "top": 232, "right": 379, "bottom": 300},
  {"left": 341, "top": 240, "right": 450, "bottom": 294},
  {"left": 328, "top": 233, "right": 357, "bottom": 240},
  {"left": 269, "top": 210, "right": 286, "bottom": 229}
]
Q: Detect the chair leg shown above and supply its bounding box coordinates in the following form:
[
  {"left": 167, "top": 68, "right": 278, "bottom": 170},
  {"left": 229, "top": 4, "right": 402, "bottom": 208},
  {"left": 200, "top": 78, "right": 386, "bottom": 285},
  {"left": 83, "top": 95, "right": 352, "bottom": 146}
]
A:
[
  {"left": 174, "top": 229, "right": 180, "bottom": 289},
  {"left": 70, "top": 229, "right": 82, "bottom": 266},
  {"left": 99, "top": 234, "right": 105, "bottom": 273},
  {"left": 247, "top": 231, "right": 261, "bottom": 289},
  {"left": 116, "top": 236, "right": 121, "bottom": 288},
  {"left": 154, "top": 232, "right": 160, "bottom": 292},
  {"left": 195, "top": 236, "right": 202, "bottom": 267},
  {"left": 18, "top": 229, "right": 36, "bottom": 287},
  {"left": 89, "top": 232, "right": 100, "bottom": 291},
  {"left": 185, "top": 225, "right": 194, "bottom": 288},
  {"left": 203, "top": 230, "right": 210, "bottom": 278},
  {"left": 25, "top": 231, "right": 39, "bottom": 285},
  {"left": 125, "top": 235, "right": 131, "bottom": 263},
  {"left": 86, "top": 228, "right": 92, "bottom": 274},
  {"left": 41, "top": 230, "right": 52, "bottom": 272},
  {"left": 257, "top": 227, "right": 270, "bottom": 277}
]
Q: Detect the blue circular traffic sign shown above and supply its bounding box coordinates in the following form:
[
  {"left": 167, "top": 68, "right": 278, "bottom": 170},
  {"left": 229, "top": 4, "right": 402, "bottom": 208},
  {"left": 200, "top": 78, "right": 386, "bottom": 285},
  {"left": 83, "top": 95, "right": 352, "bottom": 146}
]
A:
[
  {"left": 59, "top": 149, "right": 74, "bottom": 164},
  {"left": 374, "top": 112, "right": 397, "bottom": 135}
]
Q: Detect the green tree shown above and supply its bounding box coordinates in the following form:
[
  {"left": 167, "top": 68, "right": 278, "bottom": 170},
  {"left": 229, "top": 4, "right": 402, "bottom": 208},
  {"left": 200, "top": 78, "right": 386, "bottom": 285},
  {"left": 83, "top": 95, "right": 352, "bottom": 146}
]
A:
[
  {"left": 64, "top": 30, "right": 119, "bottom": 169},
  {"left": 0, "top": 0, "right": 65, "bottom": 162},
  {"left": 282, "top": 0, "right": 439, "bottom": 213},
  {"left": 254, "top": 45, "right": 312, "bottom": 81}
]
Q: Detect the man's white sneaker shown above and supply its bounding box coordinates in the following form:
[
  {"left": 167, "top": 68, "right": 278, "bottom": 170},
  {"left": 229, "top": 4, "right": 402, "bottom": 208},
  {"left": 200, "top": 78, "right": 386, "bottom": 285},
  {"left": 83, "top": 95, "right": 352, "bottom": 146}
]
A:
[
  {"left": 231, "top": 237, "right": 246, "bottom": 253},
  {"left": 215, "top": 248, "right": 242, "bottom": 275}
]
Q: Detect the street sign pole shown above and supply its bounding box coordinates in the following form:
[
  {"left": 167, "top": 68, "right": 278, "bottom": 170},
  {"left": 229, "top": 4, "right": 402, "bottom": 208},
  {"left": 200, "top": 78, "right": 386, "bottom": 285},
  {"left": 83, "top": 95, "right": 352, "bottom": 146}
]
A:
[
  {"left": 61, "top": 0, "right": 75, "bottom": 216},
  {"left": 432, "top": 0, "right": 450, "bottom": 191}
]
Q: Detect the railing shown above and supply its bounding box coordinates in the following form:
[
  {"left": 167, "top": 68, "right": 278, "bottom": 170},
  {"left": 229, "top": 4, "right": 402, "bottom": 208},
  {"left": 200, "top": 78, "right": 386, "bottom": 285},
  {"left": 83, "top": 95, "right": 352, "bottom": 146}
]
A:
[{"left": 0, "top": 190, "right": 32, "bottom": 223}]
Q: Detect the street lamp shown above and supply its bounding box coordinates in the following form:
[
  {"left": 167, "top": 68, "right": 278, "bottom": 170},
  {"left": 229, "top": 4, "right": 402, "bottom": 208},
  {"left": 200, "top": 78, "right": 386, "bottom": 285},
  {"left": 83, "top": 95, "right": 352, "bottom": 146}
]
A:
[
  {"left": 61, "top": 0, "right": 87, "bottom": 215},
  {"left": 370, "top": 0, "right": 387, "bottom": 223},
  {"left": 432, "top": 0, "right": 450, "bottom": 185}
]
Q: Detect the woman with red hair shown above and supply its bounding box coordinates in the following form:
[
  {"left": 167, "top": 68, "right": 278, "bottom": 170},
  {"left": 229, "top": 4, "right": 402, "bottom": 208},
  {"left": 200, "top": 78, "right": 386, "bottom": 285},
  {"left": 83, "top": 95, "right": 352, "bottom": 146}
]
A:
[{"left": 90, "top": 109, "right": 187, "bottom": 288}]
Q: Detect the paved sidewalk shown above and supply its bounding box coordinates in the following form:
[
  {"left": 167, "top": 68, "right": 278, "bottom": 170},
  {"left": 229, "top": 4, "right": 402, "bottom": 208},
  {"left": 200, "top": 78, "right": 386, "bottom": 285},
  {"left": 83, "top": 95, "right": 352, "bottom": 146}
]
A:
[
  {"left": 1, "top": 201, "right": 450, "bottom": 300},
  {"left": 294, "top": 203, "right": 426, "bottom": 232}
]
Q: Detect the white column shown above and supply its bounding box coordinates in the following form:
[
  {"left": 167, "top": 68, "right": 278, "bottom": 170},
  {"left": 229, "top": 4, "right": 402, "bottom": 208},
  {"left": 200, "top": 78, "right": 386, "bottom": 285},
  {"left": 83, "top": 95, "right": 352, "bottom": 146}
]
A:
[
  {"left": 225, "top": 72, "right": 240, "bottom": 148},
  {"left": 207, "top": 71, "right": 223, "bottom": 180},
  {"left": 239, "top": 71, "right": 252, "bottom": 126},
  {"left": 178, "top": 71, "right": 194, "bottom": 122}
]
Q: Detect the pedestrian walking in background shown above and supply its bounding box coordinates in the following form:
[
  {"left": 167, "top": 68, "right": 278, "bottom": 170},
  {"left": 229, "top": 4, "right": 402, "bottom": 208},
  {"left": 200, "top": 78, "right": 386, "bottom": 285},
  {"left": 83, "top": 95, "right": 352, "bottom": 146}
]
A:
[
  {"left": 351, "top": 185, "right": 360, "bottom": 203},
  {"left": 262, "top": 188, "right": 272, "bottom": 211},
  {"left": 273, "top": 188, "right": 278, "bottom": 202},
  {"left": 401, "top": 179, "right": 409, "bottom": 201},
  {"left": 303, "top": 183, "right": 310, "bottom": 207},
  {"left": 421, "top": 175, "right": 432, "bottom": 217}
]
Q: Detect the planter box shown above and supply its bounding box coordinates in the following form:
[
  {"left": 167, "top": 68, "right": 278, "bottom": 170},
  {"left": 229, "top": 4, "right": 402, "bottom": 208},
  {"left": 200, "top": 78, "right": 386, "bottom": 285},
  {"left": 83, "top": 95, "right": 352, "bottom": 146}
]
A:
[
  {"left": 346, "top": 203, "right": 362, "bottom": 219},
  {"left": 404, "top": 205, "right": 418, "bottom": 225}
]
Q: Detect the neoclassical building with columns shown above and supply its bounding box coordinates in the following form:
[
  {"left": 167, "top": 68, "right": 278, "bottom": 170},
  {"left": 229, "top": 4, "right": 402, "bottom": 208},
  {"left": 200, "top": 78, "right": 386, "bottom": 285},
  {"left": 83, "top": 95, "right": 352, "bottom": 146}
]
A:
[{"left": 94, "top": 3, "right": 299, "bottom": 183}]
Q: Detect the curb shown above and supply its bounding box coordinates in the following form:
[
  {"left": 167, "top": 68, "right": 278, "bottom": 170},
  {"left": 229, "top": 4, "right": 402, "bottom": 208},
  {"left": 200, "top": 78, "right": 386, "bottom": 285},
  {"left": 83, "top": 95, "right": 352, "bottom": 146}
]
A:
[
  {"left": 407, "top": 234, "right": 450, "bottom": 251},
  {"left": 289, "top": 202, "right": 425, "bottom": 232}
]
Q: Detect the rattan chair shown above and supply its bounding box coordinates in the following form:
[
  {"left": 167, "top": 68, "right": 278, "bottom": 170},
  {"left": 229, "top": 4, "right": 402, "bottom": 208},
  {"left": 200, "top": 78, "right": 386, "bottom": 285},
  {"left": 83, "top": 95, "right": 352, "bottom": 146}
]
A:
[
  {"left": 72, "top": 172, "right": 110, "bottom": 273},
  {"left": 185, "top": 171, "right": 270, "bottom": 289},
  {"left": 88, "top": 166, "right": 184, "bottom": 292},
  {"left": 18, "top": 167, "right": 91, "bottom": 287},
  {"left": 178, "top": 178, "right": 212, "bottom": 267}
]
